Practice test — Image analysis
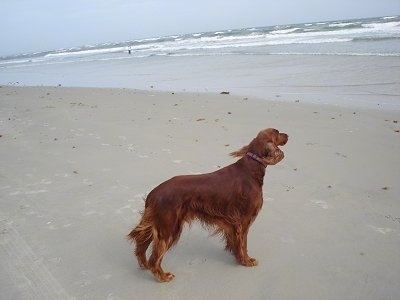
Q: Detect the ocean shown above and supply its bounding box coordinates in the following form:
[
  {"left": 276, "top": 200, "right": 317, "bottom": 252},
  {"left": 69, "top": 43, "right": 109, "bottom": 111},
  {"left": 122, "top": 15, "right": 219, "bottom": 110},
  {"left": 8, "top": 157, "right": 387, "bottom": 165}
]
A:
[{"left": 1, "top": 16, "right": 399, "bottom": 68}]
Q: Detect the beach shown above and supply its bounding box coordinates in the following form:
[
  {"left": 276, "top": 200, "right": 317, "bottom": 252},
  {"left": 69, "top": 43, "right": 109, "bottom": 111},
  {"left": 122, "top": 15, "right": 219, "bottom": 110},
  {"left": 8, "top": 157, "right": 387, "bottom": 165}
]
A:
[{"left": 1, "top": 81, "right": 399, "bottom": 299}]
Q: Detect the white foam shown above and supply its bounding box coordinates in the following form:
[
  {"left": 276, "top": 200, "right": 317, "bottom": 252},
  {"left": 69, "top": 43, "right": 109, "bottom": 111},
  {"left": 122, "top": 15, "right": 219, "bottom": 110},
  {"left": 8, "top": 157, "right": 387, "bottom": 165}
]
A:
[
  {"left": 270, "top": 28, "right": 300, "bottom": 34},
  {"left": 362, "top": 21, "right": 400, "bottom": 32},
  {"left": 382, "top": 16, "right": 398, "bottom": 20},
  {"left": 329, "top": 22, "right": 357, "bottom": 28}
]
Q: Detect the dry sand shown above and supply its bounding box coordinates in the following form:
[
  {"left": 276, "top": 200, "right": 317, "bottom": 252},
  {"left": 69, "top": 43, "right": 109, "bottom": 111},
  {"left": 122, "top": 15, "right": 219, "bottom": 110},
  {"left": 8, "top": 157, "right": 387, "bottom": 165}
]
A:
[{"left": 1, "top": 86, "right": 399, "bottom": 299}]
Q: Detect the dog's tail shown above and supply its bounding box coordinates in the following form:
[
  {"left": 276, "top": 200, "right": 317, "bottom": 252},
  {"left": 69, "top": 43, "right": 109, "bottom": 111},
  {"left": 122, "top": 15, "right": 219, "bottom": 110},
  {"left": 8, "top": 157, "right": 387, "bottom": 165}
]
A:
[{"left": 127, "top": 209, "right": 154, "bottom": 245}]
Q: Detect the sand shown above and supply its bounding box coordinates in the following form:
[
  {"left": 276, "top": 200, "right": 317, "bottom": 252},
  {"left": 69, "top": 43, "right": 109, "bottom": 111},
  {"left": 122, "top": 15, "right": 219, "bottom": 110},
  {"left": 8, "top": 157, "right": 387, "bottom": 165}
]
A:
[{"left": 0, "top": 86, "right": 399, "bottom": 299}]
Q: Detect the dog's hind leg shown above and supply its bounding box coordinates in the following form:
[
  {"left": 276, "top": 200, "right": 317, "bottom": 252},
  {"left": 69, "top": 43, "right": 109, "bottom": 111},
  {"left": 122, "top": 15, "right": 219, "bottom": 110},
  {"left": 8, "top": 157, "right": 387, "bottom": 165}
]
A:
[
  {"left": 147, "top": 215, "right": 186, "bottom": 282},
  {"left": 148, "top": 232, "right": 175, "bottom": 282},
  {"left": 127, "top": 212, "right": 154, "bottom": 269}
]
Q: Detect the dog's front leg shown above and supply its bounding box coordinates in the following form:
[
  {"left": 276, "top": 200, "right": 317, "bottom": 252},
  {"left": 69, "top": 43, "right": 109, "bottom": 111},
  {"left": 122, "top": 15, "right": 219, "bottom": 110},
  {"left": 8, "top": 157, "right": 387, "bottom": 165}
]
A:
[{"left": 234, "top": 224, "right": 258, "bottom": 267}]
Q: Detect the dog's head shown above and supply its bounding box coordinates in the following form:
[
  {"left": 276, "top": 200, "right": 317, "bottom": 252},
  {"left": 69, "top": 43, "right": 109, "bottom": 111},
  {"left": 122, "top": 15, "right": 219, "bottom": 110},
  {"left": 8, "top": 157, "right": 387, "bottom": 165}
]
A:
[
  {"left": 255, "top": 128, "right": 288, "bottom": 147},
  {"left": 230, "top": 128, "right": 288, "bottom": 166}
]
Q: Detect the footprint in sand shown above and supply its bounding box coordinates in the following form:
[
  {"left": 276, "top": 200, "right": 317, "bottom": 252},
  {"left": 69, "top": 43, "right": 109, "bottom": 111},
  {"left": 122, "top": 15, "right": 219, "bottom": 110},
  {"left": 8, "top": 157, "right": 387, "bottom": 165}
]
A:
[
  {"left": 89, "top": 133, "right": 101, "bottom": 140},
  {"left": 188, "top": 257, "right": 207, "bottom": 266},
  {"left": 115, "top": 204, "right": 133, "bottom": 214},
  {"left": 162, "top": 148, "right": 172, "bottom": 154},
  {"left": 46, "top": 221, "right": 57, "bottom": 230},
  {"left": 26, "top": 179, "right": 53, "bottom": 186},
  {"left": 309, "top": 199, "right": 329, "bottom": 209},
  {"left": 83, "top": 179, "right": 93, "bottom": 186},
  {"left": 8, "top": 190, "right": 21, "bottom": 196},
  {"left": 25, "top": 190, "right": 48, "bottom": 195},
  {"left": 367, "top": 225, "right": 393, "bottom": 235},
  {"left": 132, "top": 193, "right": 145, "bottom": 200}
]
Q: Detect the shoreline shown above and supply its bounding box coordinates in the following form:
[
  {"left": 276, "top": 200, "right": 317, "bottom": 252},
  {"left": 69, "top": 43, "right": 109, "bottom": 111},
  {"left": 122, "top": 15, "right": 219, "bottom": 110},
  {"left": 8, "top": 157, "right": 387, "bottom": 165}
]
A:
[
  {"left": 1, "top": 54, "right": 399, "bottom": 111},
  {"left": 1, "top": 86, "right": 399, "bottom": 299}
]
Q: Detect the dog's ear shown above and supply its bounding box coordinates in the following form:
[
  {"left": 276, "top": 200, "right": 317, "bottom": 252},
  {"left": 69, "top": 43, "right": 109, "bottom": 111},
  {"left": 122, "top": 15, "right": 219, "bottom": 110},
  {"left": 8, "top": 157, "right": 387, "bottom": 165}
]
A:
[
  {"left": 236, "top": 131, "right": 271, "bottom": 157},
  {"left": 262, "top": 142, "right": 285, "bottom": 165},
  {"left": 230, "top": 145, "right": 249, "bottom": 157}
]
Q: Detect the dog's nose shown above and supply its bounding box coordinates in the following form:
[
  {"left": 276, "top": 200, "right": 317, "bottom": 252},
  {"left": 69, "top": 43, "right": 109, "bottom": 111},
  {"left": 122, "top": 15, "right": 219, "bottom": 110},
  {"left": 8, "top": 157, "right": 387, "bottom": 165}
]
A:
[{"left": 280, "top": 133, "right": 288, "bottom": 145}]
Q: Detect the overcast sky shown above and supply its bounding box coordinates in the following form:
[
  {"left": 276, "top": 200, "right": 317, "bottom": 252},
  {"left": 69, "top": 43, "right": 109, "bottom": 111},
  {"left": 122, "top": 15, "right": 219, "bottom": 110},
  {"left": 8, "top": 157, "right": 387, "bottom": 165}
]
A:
[{"left": 1, "top": 0, "right": 400, "bottom": 57}]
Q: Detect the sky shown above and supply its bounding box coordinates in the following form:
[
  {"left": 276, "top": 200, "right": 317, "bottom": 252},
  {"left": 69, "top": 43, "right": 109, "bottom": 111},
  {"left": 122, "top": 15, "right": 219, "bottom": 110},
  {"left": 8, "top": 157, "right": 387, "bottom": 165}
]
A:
[{"left": 1, "top": 0, "right": 400, "bottom": 57}]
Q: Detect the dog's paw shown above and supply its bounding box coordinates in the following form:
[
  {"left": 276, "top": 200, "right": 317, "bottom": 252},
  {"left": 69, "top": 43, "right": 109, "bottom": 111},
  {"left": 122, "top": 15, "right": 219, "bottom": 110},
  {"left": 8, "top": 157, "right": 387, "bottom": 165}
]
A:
[
  {"left": 249, "top": 257, "right": 259, "bottom": 266},
  {"left": 138, "top": 261, "right": 148, "bottom": 270},
  {"left": 155, "top": 271, "right": 175, "bottom": 282},
  {"left": 241, "top": 257, "right": 258, "bottom": 267},
  {"left": 164, "top": 272, "right": 175, "bottom": 281}
]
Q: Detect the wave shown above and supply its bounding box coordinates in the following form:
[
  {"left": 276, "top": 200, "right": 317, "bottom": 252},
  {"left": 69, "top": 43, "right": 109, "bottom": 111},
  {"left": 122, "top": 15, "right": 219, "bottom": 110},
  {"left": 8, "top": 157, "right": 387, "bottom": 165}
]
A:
[
  {"left": 362, "top": 21, "right": 400, "bottom": 30},
  {"left": 382, "top": 16, "right": 398, "bottom": 20},
  {"left": 270, "top": 28, "right": 301, "bottom": 34},
  {"left": 44, "top": 46, "right": 126, "bottom": 58},
  {"left": 329, "top": 22, "right": 360, "bottom": 28}
]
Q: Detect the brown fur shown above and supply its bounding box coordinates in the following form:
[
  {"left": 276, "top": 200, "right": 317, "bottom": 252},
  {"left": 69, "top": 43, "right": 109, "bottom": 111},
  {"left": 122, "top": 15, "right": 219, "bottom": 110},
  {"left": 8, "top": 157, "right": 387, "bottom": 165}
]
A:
[{"left": 127, "top": 128, "right": 288, "bottom": 282}]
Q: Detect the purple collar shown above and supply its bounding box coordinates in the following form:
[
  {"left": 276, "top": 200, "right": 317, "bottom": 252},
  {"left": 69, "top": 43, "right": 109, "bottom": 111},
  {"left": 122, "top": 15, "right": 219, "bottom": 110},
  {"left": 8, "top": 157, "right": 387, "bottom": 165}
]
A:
[{"left": 246, "top": 152, "right": 267, "bottom": 168}]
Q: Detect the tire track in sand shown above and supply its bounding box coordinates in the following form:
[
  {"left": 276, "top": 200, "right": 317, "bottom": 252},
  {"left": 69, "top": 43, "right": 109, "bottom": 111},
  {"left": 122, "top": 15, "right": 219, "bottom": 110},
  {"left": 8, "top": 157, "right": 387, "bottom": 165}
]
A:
[{"left": 0, "top": 222, "right": 72, "bottom": 299}]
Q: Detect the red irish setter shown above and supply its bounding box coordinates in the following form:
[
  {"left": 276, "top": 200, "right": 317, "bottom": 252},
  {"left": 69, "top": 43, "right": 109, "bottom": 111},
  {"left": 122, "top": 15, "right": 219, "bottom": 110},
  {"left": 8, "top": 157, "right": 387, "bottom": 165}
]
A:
[{"left": 127, "top": 128, "right": 288, "bottom": 282}]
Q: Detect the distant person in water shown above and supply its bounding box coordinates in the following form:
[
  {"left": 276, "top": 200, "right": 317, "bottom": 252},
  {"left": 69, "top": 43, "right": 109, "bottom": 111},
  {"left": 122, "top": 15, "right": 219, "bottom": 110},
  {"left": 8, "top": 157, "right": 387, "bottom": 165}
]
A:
[{"left": 128, "top": 47, "right": 131, "bottom": 54}]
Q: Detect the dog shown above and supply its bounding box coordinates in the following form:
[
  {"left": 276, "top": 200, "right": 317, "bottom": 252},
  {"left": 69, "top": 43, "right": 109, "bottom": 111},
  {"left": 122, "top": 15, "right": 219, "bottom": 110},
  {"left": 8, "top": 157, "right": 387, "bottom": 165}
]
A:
[{"left": 127, "top": 128, "right": 288, "bottom": 282}]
